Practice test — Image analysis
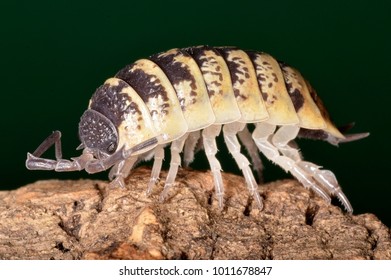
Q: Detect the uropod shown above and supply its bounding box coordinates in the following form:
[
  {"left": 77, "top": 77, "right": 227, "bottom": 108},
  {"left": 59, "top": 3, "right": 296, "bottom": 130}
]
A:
[{"left": 26, "top": 46, "right": 369, "bottom": 212}]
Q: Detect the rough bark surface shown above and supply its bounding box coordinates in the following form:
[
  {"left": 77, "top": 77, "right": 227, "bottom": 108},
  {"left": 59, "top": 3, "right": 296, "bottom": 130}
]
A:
[{"left": 0, "top": 167, "right": 390, "bottom": 260}]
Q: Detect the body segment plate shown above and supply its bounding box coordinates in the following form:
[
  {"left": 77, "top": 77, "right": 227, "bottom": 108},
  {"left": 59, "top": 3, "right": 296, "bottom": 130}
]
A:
[
  {"left": 305, "top": 80, "right": 345, "bottom": 139},
  {"left": 185, "top": 46, "right": 241, "bottom": 124},
  {"left": 280, "top": 64, "right": 326, "bottom": 129},
  {"left": 217, "top": 48, "right": 269, "bottom": 123},
  {"left": 150, "top": 48, "right": 215, "bottom": 131},
  {"left": 116, "top": 59, "right": 188, "bottom": 142},
  {"left": 248, "top": 52, "right": 299, "bottom": 125},
  {"left": 88, "top": 78, "right": 158, "bottom": 154}
]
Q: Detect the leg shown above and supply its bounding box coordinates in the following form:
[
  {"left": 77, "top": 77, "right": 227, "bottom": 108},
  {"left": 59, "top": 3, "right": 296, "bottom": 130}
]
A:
[
  {"left": 26, "top": 131, "right": 94, "bottom": 172},
  {"left": 85, "top": 136, "right": 159, "bottom": 174},
  {"left": 238, "top": 125, "right": 264, "bottom": 183},
  {"left": 146, "top": 145, "right": 165, "bottom": 195},
  {"left": 223, "top": 122, "right": 263, "bottom": 209},
  {"left": 297, "top": 161, "right": 353, "bottom": 212},
  {"left": 160, "top": 133, "right": 189, "bottom": 201},
  {"left": 252, "top": 123, "right": 331, "bottom": 204},
  {"left": 271, "top": 125, "right": 353, "bottom": 212},
  {"left": 202, "top": 125, "right": 225, "bottom": 208},
  {"left": 271, "top": 125, "right": 302, "bottom": 161},
  {"left": 108, "top": 156, "right": 138, "bottom": 188},
  {"left": 27, "top": 131, "right": 159, "bottom": 174},
  {"left": 183, "top": 130, "right": 201, "bottom": 167}
]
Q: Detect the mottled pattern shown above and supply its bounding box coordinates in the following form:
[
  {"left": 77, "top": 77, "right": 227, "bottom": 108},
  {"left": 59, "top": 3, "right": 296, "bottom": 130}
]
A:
[
  {"left": 247, "top": 52, "right": 277, "bottom": 102},
  {"left": 116, "top": 59, "right": 188, "bottom": 140},
  {"left": 186, "top": 46, "right": 241, "bottom": 123},
  {"left": 248, "top": 51, "right": 299, "bottom": 125},
  {"left": 150, "top": 49, "right": 198, "bottom": 109},
  {"left": 116, "top": 63, "right": 169, "bottom": 117},
  {"left": 94, "top": 47, "right": 344, "bottom": 139},
  {"left": 279, "top": 62, "right": 305, "bottom": 111},
  {"left": 216, "top": 47, "right": 246, "bottom": 98},
  {"left": 89, "top": 78, "right": 158, "bottom": 152},
  {"left": 186, "top": 46, "right": 224, "bottom": 97},
  {"left": 279, "top": 64, "right": 325, "bottom": 129},
  {"left": 216, "top": 48, "right": 269, "bottom": 122},
  {"left": 150, "top": 48, "right": 215, "bottom": 131},
  {"left": 89, "top": 79, "right": 134, "bottom": 127}
]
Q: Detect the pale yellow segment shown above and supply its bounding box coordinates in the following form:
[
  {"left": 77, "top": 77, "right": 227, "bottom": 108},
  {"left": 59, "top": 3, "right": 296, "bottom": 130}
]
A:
[
  {"left": 196, "top": 49, "right": 241, "bottom": 124},
  {"left": 101, "top": 78, "right": 159, "bottom": 154},
  {"left": 281, "top": 65, "right": 326, "bottom": 129},
  {"left": 153, "top": 48, "right": 215, "bottom": 131},
  {"left": 222, "top": 49, "right": 269, "bottom": 123},
  {"left": 250, "top": 52, "right": 299, "bottom": 125},
  {"left": 130, "top": 59, "right": 188, "bottom": 142},
  {"left": 305, "top": 80, "right": 345, "bottom": 139}
]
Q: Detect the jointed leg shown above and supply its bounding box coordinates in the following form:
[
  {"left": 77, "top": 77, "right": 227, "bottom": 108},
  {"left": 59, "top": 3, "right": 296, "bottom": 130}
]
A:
[
  {"left": 27, "top": 130, "right": 159, "bottom": 177},
  {"left": 238, "top": 125, "right": 264, "bottom": 183},
  {"left": 297, "top": 161, "right": 353, "bottom": 212},
  {"left": 183, "top": 131, "right": 201, "bottom": 167},
  {"left": 252, "top": 123, "right": 331, "bottom": 204},
  {"left": 271, "top": 125, "right": 302, "bottom": 161},
  {"left": 223, "top": 122, "right": 263, "bottom": 209},
  {"left": 26, "top": 131, "right": 94, "bottom": 172},
  {"left": 160, "top": 133, "right": 189, "bottom": 201},
  {"left": 108, "top": 156, "right": 138, "bottom": 188},
  {"left": 146, "top": 145, "right": 165, "bottom": 195},
  {"left": 270, "top": 125, "right": 353, "bottom": 212},
  {"left": 203, "top": 125, "right": 224, "bottom": 208},
  {"left": 78, "top": 136, "right": 159, "bottom": 174}
]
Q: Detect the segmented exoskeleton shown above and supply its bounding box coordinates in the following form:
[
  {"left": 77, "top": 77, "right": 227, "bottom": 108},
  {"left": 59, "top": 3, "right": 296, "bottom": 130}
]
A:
[{"left": 26, "top": 46, "right": 368, "bottom": 212}]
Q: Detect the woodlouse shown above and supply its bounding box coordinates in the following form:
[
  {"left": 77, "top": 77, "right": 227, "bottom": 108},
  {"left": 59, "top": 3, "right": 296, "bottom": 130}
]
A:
[{"left": 26, "top": 46, "right": 368, "bottom": 212}]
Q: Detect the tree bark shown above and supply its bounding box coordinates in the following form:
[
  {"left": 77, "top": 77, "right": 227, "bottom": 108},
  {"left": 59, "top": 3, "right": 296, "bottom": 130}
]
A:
[{"left": 0, "top": 167, "right": 390, "bottom": 260}]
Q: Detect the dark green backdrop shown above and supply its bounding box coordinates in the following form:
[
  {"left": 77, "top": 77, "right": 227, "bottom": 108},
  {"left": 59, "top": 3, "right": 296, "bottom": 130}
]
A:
[{"left": 1, "top": 1, "right": 390, "bottom": 226}]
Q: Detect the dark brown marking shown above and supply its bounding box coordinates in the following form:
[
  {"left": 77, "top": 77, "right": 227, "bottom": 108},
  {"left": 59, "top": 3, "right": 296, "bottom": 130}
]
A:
[
  {"left": 184, "top": 46, "right": 225, "bottom": 97},
  {"left": 261, "top": 91, "right": 268, "bottom": 101},
  {"left": 288, "top": 88, "right": 304, "bottom": 111},
  {"left": 246, "top": 51, "right": 270, "bottom": 102},
  {"left": 306, "top": 80, "right": 331, "bottom": 120},
  {"left": 183, "top": 45, "right": 210, "bottom": 60},
  {"left": 89, "top": 80, "right": 139, "bottom": 128},
  {"left": 161, "top": 103, "right": 169, "bottom": 115},
  {"left": 204, "top": 70, "right": 223, "bottom": 81},
  {"left": 115, "top": 65, "right": 169, "bottom": 104},
  {"left": 208, "top": 89, "right": 216, "bottom": 95},
  {"left": 272, "top": 73, "right": 278, "bottom": 82},
  {"left": 279, "top": 63, "right": 304, "bottom": 111},
  {"left": 216, "top": 47, "right": 249, "bottom": 99},
  {"left": 150, "top": 50, "right": 198, "bottom": 99},
  {"left": 211, "top": 80, "right": 222, "bottom": 87},
  {"left": 298, "top": 128, "right": 328, "bottom": 140}
]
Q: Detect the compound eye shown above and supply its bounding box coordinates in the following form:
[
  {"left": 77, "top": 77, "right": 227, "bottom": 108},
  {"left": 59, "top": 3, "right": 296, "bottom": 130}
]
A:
[{"left": 78, "top": 109, "right": 118, "bottom": 155}]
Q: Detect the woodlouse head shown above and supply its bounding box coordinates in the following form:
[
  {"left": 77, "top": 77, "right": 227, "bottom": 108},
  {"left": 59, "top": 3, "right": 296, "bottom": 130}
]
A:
[{"left": 78, "top": 109, "right": 119, "bottom": 158}]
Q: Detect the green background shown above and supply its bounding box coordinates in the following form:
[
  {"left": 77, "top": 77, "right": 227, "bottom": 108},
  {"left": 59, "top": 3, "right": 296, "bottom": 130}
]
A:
[{"left": 1, "top": 0, "right": 390, "bottom": 226}]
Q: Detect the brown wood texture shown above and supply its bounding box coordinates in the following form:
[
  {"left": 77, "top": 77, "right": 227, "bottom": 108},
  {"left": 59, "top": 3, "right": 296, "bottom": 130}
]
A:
[{"left": 0, "top": 167, "right": 390, "bottom": 260}]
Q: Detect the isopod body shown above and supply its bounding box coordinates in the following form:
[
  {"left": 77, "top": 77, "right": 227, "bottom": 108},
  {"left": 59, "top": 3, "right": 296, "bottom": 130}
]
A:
[{"left": 26, "top": 46, "right": 368, "bottom": 212}]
